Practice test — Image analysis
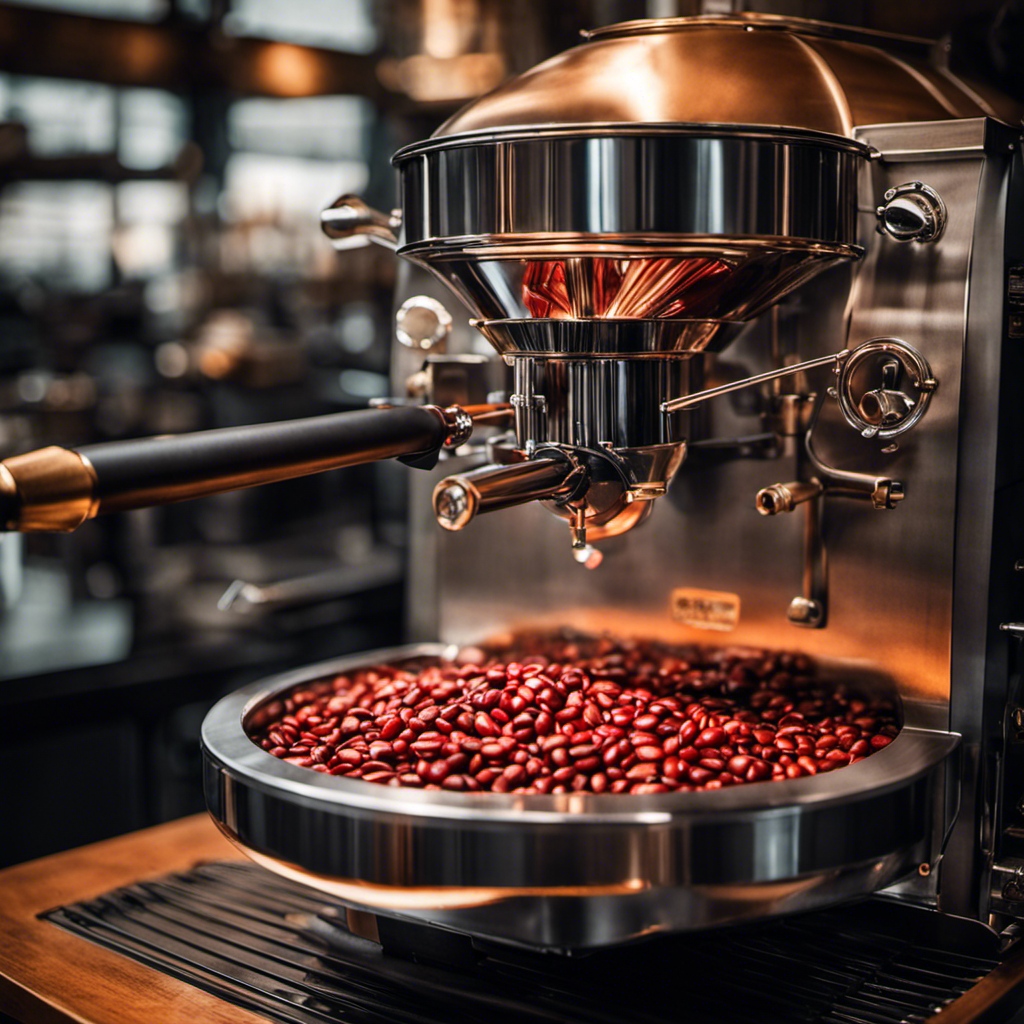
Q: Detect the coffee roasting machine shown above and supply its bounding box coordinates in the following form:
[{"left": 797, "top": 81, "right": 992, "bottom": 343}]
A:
[{"left": 5, "top": 13, "right": 1024, "bottom": 958}]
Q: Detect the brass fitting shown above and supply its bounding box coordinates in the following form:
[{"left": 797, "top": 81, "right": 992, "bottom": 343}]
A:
[{"left": 0, "top": 446, "right": 99, "bottom": 532}]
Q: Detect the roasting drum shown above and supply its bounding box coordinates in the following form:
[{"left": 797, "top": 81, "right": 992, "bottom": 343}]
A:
[{"left": 202, "top": 645, "right": 958, "bottom": 951}]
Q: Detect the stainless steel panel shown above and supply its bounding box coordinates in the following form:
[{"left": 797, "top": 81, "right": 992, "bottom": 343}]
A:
[{"left": 419, "top": 142, "right": 983, "bottom": 724}]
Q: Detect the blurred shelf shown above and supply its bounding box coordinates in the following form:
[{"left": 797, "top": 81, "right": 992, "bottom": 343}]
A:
[{"left": 0, "top": 4, "right": 388, "bottom": 100}]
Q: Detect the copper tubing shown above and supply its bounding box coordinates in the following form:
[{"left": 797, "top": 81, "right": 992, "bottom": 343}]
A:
[
  {"left": 433, "top": 457, "right": 582, "bottom": 531},
  {"left": 0, "top": 404, "right": 483, "bottom": 532}
]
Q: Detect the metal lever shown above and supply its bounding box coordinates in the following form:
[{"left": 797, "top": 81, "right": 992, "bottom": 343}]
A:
[
  {"left": 0, "top": 404, "right": 483, "bottom": 533},
  {"left": 661, "top": 350, "right": 851, "bottom": 414},
  {"left": 321, "top": 194, "right": 402, "bottom": 251}
]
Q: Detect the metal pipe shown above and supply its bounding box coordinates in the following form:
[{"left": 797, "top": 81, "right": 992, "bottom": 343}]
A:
[
  {"left": 0, "top": 405, "right": 473, "bottom": 532},
  {"left": 433, "top": 457, "right": 582, "bottom": 531}
]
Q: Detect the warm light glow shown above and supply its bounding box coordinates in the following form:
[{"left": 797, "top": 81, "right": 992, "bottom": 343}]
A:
[
  {"left": 254, "top": 42, "right": 324, "bottom": 98},
  {"left": 377, "top": 53, "right": 506, "bottom": 102},
  {"left": 421, "top": 0, "right": 476, "bottom": 58}
]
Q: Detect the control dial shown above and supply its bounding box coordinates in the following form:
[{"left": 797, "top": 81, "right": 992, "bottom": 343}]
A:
[{"left": 876, "top": 182, "right": 946, "bottom": 244}]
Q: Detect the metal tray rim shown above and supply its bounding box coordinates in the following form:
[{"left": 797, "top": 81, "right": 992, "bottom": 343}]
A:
[{"left": 201, "top": 643, "right": 960, "bottom": 826}]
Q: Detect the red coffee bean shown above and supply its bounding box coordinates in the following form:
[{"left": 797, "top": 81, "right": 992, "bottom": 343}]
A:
[
  {"left": 253, "top": 638, "right": 899, "bottom": 793},
  {"left": 695, "top": 727, "right": 726, "bottom": 748},
  {"left": 678, "top": 720, "right": 700, "bottom": 745},
  {"left": 424, "top": 760, "right": 451, "bottom": 784},
  {"left": 474, "top": 712, "right": 500, "bottom": 737}
]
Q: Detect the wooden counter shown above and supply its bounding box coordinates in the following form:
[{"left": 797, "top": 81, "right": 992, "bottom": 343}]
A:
[{"left": 0, "top": 815, "right": 269, "bottom": 1024}]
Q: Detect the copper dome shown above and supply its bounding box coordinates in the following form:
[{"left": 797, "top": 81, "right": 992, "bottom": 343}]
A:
[{"left": 437, "top": 14, "right": 1020, "bottom": 139}]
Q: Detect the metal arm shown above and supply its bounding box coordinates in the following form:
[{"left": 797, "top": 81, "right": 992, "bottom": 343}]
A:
[
  {"left": 0, "top": 404, "right": 493, "bottom": 533},
  {"left": 661, "top": 349, "right": 851, "bottom": 414}
]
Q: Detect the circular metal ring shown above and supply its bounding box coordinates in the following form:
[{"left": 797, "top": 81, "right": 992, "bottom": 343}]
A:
[
  {"left": 836, "top": 338, "right": 936, "bottom": 439},
  {"left": 202, "top": 644, "right": 957, "bottom": 949}
]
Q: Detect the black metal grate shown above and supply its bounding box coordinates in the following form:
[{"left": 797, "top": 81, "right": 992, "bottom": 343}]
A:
[{"left": 43, "top": 861, "right": 1004, "bottom": 1024}]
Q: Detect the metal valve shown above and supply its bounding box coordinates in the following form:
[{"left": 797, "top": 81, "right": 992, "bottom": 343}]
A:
[
  {"left": 396, "top": 296, "right": 452, "bottom": 352},
  {"left": 835, "top": 338, "right": 937, "bottom": 440},
  {"left": 876, "top": 182, "right": 946, "bottom": 244}
]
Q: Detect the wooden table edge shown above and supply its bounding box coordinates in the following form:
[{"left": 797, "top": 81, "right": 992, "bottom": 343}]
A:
[{"left": 0, "top": 814, "right": 270, "bottom": 1024}]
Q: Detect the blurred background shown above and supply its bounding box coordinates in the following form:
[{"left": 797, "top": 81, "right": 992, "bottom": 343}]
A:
[{"left": 0, "top": 0, "right": 1020, "bottom": 867}]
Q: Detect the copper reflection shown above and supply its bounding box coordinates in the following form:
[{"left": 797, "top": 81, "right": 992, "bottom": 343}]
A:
[{"left": 522, "top": 256, "right": 732, "bottom": 319}]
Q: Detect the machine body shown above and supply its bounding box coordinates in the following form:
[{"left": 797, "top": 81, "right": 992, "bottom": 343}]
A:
[{"left": 6, "top": 14, "right": 1024, "bottom": 948}]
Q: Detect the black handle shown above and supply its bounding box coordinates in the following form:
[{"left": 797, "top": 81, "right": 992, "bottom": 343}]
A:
[
  {"left": 0, "top": 405, "right": 458, "bottom": 531},
  {"left": 79, "top": 405, "right": 450, "bottom": 515}
]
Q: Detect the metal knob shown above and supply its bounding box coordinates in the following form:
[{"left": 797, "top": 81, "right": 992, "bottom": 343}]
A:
[
  {"left": 755, "top": 480, "right": 822, "bottom": 516},
  {"left": 321, "top": 194, "right": 401, "bottom": 251},
  {"left": 858, "top": 387, "right": 915, "bottom": 428},
  {"left": 396, "top": 296, "right": 452, "bottom": 352},
  {"left": 876, "top": 182, "right": 946, "bottom": 244},
  {"left": 787, "top": 596, "right": 824, "bottom": 628}
]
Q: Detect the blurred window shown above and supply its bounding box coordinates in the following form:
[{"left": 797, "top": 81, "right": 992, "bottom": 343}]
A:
[
  {"left": 223, "top": 152, "right": 368, "bottom": 224},
  {"left": 7, "top": 0, "right": 167, "bottom": 19},
  {"left": 220, "top": 151, "right": 367, "bottom": 274},
  {"left": 119, "top": 89, "right": 187, "bottom": 170},
  {"left": 2, "top": 77, "right": 116, "bottom": 156},
  {"left": 0, "top": 182, "right": 114, "bottom": 292},
  {"left": 223, "top": 0, "right": 377, "bottom": 52},
  {"left": 229, "top": 96, "right": 370, "bottom": 161},
  {"left": 113, "top": 181, "right": 188, "bottom": 278}
]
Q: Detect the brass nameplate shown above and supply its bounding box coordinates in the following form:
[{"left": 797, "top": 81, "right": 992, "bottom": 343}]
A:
[{"left": 670, "top": 588, "right": 741, "bottom": 631}]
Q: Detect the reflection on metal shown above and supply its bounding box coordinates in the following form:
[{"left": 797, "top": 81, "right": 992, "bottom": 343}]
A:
[
  {"left": 876, "top": 181, "right": 947, "bottom": 244},
  {"left": 834, "top": 338, "right": 937, "bottom": 440},
  {"left": 436, "top": 14, "right": 1022, "bottom": 137},
  {"left": 433, "top": 455, "right": 583, "bottom": 531},
  {"left": 395, "top": 295, "right": 452, "bottom": 351},
  {"left": 393, "top": 133, "right": 864, "bottom": 324},
  {"left": 0, "top": 446, "right": 98, "bottom": 533}
]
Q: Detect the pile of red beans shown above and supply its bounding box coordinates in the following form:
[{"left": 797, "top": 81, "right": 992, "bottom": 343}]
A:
[{"left": 251, "top": 636, "right": 899, "bottom": 794}]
